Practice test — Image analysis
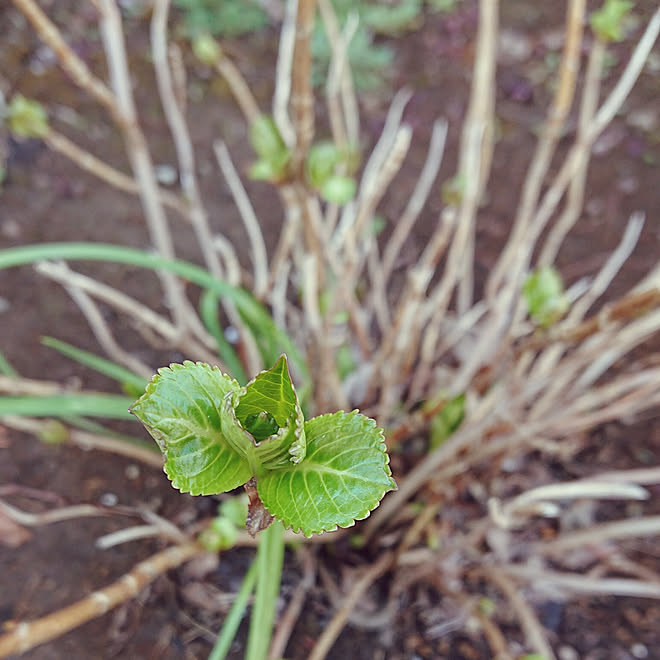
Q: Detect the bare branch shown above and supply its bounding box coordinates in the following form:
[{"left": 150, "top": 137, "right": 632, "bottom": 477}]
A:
[
  {"left": 0, "top": 542, "right": 202, "bottom": 657},
  {"left": 151, "top": 0, "right": 224, "bottom": 279}
]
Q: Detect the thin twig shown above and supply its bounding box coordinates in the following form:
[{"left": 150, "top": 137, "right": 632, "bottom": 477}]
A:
[
  {"left": 0, "top": 375, "right": 61, "bottom": 396},
  {"left": 213, "top": 46, "right": 261, "bottom": 125},
  {"left": 1, "top": 416, "right": 164, "bottom": 468},
  {"left": 97, "top": 0, "right": 189, "bottom": 331},
  {"left": 485, "top": 568, "right": 556, "bottom": 660},
  {"left": 34, "top": 261, "right": 220, "bottom": 364},
  {"left": 499, "top": 564, "right": 660, "bottom": 599},
  {"left": 308, "top": 552, "right": 394, "bottom": 660},
  {"left": 61, "top": 279, "right": 155, "bottom": 380},
  {"left": 487, "top": 0, "right": 586, "bottom": 298},
  {"left": 0, "top": 499, "right": 118, "bottom": 527},
  {"left": 0, "top": 541, "right": 203, "bottom": 657},
  {"left": 319, "top": 0, "right": 356, "bottom": 150},
  {"left": 10, "top": 0, "right": 116, "bottom": 113},
  {"left": 533, "top": 516, "right": 660, "bottom": 556},
  {"left": 151, "top": 0, "right": 224, "bottom": 279},
  {"left": 213, "top": 141, "right": 269, "bottom": 299},
  {"left": 455, "top": 0, "right": 498, "bottom": 314},
  {"left": 290, "top": 0, "right": 317, "bottom": 176},
  {"left": 43, "top": 129, "right": 188, "bottom": 216},
  {"left": 380, "top": 119, "right": 448, "bottom": 285},
  {"left": 272, "top": 0, "right": 297, "bottom": 147},
  {"left": 490, "top": 481, "right": 648, "bottom": 529},
  {"left": 537, "top": 37, "right": 605, "bottom": 267},
  {"left": 95, "top": 523, "right": 183, "bottom": 549}
]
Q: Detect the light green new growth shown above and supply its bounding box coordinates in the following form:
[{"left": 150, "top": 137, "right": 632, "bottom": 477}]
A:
[
  {"left": 591, "top": 0, "right": 634, "bottom": 43},
  {"left": 522, "top": 265, "right": 569, "bottom": 328},
  {"left": 131, "top": 356, "right": 396, "bottom": 536}
]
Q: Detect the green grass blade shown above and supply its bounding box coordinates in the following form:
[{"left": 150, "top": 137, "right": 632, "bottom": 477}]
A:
[
  {"left": 245, "top": 521, "right": 284, "bottom": 660},
  {"left": 208, "top": 558, "right": 258, "bottom": 660},
  {"left": 199, "top": 289, "right": 247, "bottom": 385},
  {"left": 0, "top": 393, "right": 134, "bottom": 419},
  {"left": 0, "top": 242, "right": 309, "bottom": 393},
  {"left": 0, "top": 350, "right": 18, "bottom": 377},
  {"left": 41, "top": 336, "right": 148, "bottom": 391}
]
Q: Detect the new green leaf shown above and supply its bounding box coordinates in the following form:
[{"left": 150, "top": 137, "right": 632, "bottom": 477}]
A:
[
  {"left": 232, "top": 355, "right": 306, "bottom": 470},
  {"left": 257, "top": 410, "right": 396, "bottom": 537},
  {"left": 131, "top": 358, "right": 396, "bottom": 537},
  {"left": 131, "top": 362, "right": 251, "bottom": 495},
  {"left": 523, "top": 265, "right": 569, "bottom": 327}
]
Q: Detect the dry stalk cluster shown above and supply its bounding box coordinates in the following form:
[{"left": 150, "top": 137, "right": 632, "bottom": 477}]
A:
[{"left": 2, "top": 1, "right": 660, "bottom": 659}]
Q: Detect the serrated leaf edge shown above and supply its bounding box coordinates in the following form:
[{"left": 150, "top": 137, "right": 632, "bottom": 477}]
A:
[{"left": 257, "top": 409, "right": 396, "bottom": 537}]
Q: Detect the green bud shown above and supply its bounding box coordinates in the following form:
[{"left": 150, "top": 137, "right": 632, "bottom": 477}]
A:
[
  {"left": 306, "top": 141, "right": 342, "bottom": 188},
  {"left": 477, "top": 596, "right": 496, "bottom": 617},
  {"left": 429, "top": 393, "right": 465, "bottom": 450},
  {"left": 7, "top": 95, "right": 49, "bottom": 138},
  {"left": 198, "top": 516, "right": 238, "bottom": 552},
  {"left": 244, "top": 410, "right": 279, "bottom": 442},
  {"left": 250, "top": 115, "right": 287, "bottom": 161},
  {"left": 441, "top": 173, "right": 465, "bottom": 206},
  {"left": 590, "top": 0, "right": 634, "bottom": 43},
  {"left": 349, "top": 533, "right": 365, "bottom": 549},
  {"left": 369, "top": 215, "right": 387, "bottom": 236},
  {"left": 218, "top": 495, "right": 248, "bottom": 528},
  {"left": 321, "top": 175, "right": 356, "bottom": 204},
  {"left": 38, "top": 420, "right": 68, "bottom": 445},
  {"left": 192, "top": 33, "right": 222, "bottom": 66},
  {"left": 523, "top": 265, "right": 569, "bottom": 327}
]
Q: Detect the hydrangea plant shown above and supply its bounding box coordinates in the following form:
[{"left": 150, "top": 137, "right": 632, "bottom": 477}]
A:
[{"left": 131, "top": 355, "right": 396, "bottom": 537}]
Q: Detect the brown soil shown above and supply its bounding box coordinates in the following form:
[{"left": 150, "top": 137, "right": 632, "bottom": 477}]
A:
[{"left": 1, "top": 2, "right": 660, "bottom": 659}]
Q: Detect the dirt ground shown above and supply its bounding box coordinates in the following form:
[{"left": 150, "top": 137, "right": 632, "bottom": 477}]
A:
[{"left": 1, "top": 1, "right": 660, "bottom": 659}]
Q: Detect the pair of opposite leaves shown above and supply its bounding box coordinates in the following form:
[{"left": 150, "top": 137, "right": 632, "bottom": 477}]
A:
[{"left": 131, "top": 356, "right": 396, "bottom": 537}]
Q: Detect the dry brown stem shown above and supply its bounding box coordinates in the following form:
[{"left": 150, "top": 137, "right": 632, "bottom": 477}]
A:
[
  {"left": 499, "top": 564, "right": 660, "bottom": 599},
  {"left": 10, "top": 0, "right": 116, "bottom": 114},
  {"left": 44, "top": 129, "right": 188, "bottom": 216},
  {"left": 214, "top": 48, "right": 261, "bottom": 125},
  {"left": 2, "top": 416, "right": 164, "bottom": 469},
  {"left": 0, "top": 499, "right": 117, "bottom": 527},
  {"left": 487, "top": 0, "right": 586, "bottom": 298},
  {"left": 151, "top": 0, "right": 224, "bottom": 280},
  {"left": 455, "top": 0, "right": 498, "bottom": 314},
  {"left": 0, "top": 541, "right": 203, "bottom": 658},
  {"left": 308, "top": 552, "right": 394, "bottom": 660},
  {"left": 290, "top": 0, "right": 317, "bottom": 176},
  {"left": 97, "top": 0, "right": 189, "bottom": 331},
  {"left": 485, "top": 568, "right": 556, "bottom": 660}
]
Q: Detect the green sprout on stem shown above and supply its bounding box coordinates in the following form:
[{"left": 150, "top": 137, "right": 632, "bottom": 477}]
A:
[
  {"left": 428, "top": 393, "right": 465, "bottom": 450},
  {"left": 6, "top": 95, "right": 50, "bottom": 138},
  {"left": 130, "top": 354, "right": 396, "bottom": 537},
  {"left": 522, "top": 265, "right": 569, "bottom": 328},
  {"left": 305, "top": 140, "right": 358, "bottom": 204},
  {"left": 591, "top": 0, "right": 634, "bottom": 43},
  {"left": 248, "top": 116, "right": 292, "bottom": 183},
  {"left": 191, "top": 32, "right": 222, "bottom": 66}
]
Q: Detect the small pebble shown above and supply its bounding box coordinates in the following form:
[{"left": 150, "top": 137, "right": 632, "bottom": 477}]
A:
[
  {"left": 154, "top": 163, "right": 178, "bottom": 186},
  {"left": 559, "top": 645, "right": 579, "bottom": 660},
  {"left": 99, "top": 492, "right": 118, "bottom": 506},
  {"left": 224, "top": 325, "right": 240, "bottom": 344},
  {"left": 631, "top": 643, "right": 648, "bottom": 658},
  {"left": 124, "top": 464, "right": 140, "bottom": 480},
  {"left": 1, "top": 219, "right": 21, "bottom": 239}
]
